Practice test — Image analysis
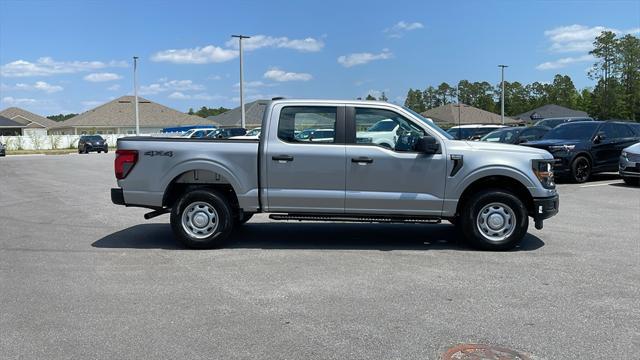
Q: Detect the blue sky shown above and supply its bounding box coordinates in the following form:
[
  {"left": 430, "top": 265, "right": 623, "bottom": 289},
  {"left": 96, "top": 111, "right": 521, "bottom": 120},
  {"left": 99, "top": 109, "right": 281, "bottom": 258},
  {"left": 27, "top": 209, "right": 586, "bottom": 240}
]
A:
[{"left": 1, "top": 0, "right": 639, "bottom": 115}]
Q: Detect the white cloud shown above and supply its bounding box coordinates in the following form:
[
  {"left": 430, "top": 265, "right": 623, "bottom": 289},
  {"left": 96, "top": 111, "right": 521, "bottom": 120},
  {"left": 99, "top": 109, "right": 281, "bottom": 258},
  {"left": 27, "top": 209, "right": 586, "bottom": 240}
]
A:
[
  {"left": 225, "top": 35, "right": 324, "bottom": 52},
  {"left": 8, "top": 81, "right": 64, "bottom": 93},
  {"left": 263, "top": 68, "right": 312, "bottom": 82},
  {"left": 1, "top": 96, "right": 37, "bottom": 105},
  {"left": 544, "top": 24, "right": 640, "bottom": 53},
  {"left": 233, "top": 81, "right": 278, "bottom": 92},
  {"left": 384, "top": 21, "right": 424, "bottom": 38},
  {"left": 167, "top": 92, "right": 227, "bottom": 101},
  {"left": 139, "top": 79, "right": 205, "bottom": 95},
  {"left": 536, "top": 54, "right": 594, "bottom": 70},
  {"left": 0, "top": 57, "right": 127, "bottom": 77},
  {"left": 107, "top": 84, "right": 121, "bottom": 91},
  {"left": 337, "top": 49, "right": 393, "bottom": 67},
  {"left": 151, "top": 45, "right": 238, "bottom": 64},
  {"left": 168, "top": 91, "right": 189, "bottom": 99},
  {"left": 208, "top": 75, "right": 222, "bottom": 80},
  {"left": 84, "top": 72, "right": 122, "bottom": 82}
]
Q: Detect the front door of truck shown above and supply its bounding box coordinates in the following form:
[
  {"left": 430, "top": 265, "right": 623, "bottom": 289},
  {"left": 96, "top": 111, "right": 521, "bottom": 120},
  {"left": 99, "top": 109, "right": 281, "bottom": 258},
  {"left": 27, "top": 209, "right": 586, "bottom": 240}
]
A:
[
  {"left": 344, "top": 106, "right": 447, "bottom": 216},
  {"left": 264, "top": 105, "right": 346, "bottom": 213}
]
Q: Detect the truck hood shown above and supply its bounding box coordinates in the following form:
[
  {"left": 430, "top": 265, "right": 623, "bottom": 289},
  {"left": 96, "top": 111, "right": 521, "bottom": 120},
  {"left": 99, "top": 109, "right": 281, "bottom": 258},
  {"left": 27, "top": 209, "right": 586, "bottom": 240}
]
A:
[{"left": 463, "top": 140, "right": 552, "bottom": 158}]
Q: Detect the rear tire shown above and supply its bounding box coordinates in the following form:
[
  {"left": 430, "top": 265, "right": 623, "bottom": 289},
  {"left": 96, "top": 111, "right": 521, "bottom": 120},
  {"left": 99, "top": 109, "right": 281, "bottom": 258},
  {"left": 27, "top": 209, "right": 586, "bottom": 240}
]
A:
[
  {"left": 460, "top": 189, "right": 529, "bottom": 251},
  {"left": 571, "top": 156, "right": 591, "bottom": 183},
  {"left": 170, "top": 189, "right": 234, "bottom": 249}
]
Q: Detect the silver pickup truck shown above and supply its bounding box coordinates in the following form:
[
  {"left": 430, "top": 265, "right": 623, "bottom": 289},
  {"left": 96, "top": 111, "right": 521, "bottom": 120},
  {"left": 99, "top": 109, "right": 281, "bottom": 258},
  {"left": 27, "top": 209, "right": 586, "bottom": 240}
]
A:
[{"left": 111, "top": 99, "right": 559, "bottom": 250}]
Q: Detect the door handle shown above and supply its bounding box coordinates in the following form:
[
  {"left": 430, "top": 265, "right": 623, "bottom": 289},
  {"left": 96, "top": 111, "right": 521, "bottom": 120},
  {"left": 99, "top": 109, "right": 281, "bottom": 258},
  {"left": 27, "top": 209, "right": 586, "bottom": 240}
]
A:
[
  {"left": 272, "top": 155, "right": 294, "bottom": 162},
  {"left": 351, "top": 157, "right": 373, "bottom": 164}
]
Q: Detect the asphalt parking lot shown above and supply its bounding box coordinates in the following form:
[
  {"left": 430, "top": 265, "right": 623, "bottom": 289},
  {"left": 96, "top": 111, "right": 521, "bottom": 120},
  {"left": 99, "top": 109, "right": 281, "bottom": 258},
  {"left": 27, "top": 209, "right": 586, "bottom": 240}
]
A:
[{"left": 1, "top": 153, "right": 638, "bottom": 359}]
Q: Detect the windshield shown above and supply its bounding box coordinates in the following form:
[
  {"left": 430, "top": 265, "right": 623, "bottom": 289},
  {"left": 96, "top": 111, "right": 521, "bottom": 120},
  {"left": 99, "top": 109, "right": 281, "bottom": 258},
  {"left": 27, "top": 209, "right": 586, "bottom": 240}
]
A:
[
  {"left": 246, "top": 128, "right": 261, "bottom": 136},
  {"left": 367, "top": 120, "right": 397, "bottom": 132},
  {"left": 402, "top": 106, "right": 453, "bottom": 139},
  {"left": 536, "top": 119, "right": 565, "bottom": 128},
  {"left": 544, "top": 123, "right": 598, "bottom": 140},
  {"left": 481, "top": 129, "right": 507, "bottom": 142},
  {"left": 86, "top": 135, "right": 103, "bottom": 141}
]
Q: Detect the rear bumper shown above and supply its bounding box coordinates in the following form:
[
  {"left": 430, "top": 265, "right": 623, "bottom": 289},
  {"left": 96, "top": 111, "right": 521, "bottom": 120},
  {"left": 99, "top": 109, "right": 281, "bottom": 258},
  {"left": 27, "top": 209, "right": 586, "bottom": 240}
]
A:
[
  {"left": 111, "top": 188, "right": 125, "bottom": 205},
  {"left": 532, "top": 194, "right": 559, "bottom": 221}
]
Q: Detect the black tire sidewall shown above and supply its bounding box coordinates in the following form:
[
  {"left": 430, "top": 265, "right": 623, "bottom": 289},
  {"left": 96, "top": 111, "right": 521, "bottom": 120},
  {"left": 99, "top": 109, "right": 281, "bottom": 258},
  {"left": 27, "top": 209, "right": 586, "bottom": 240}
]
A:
[
  {"left": 461, "top": 189, "right": 529, "bottom": 251},
  {"left": 236, "top": 212, "right": 254, "bottom": 226},
  {"left": 571, "top": 156, "right": 591, "bottom": 183},
  {"left": 170, "top": 189, "right": 234, "bottom": 249}
]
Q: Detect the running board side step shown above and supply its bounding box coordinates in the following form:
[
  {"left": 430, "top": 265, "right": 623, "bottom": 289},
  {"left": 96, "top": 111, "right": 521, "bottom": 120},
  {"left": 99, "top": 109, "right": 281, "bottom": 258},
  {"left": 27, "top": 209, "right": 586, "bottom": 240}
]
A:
[{"left": 269, "top": 214, "right": 441, "bottom": 224}]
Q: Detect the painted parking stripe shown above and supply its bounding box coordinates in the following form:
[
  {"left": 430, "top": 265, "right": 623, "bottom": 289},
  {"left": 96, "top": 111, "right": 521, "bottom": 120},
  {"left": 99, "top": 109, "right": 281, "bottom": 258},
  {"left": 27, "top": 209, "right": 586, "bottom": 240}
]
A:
[{"left": 579, "top": 181, "right": 621, "bottom": 188}]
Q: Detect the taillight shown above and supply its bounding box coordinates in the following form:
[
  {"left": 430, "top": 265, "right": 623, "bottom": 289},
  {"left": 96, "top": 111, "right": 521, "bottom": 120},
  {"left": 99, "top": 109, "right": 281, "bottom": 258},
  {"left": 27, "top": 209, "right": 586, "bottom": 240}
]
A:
[{"left": 115, "top": 150, "right": 138, "bottom": 179}]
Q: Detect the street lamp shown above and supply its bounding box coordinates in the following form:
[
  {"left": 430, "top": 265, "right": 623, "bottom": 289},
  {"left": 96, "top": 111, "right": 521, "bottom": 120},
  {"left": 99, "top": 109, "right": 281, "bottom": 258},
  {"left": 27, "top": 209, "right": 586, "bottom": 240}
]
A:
[
  {"left": 498, "top": 64, "right": 508, "bottom": 125},
  {"left": 232, "top": 35, "right": 250, "bottom": 128},
  {"left": 133, "top": 56, "right": 140, "bottom": 135}
]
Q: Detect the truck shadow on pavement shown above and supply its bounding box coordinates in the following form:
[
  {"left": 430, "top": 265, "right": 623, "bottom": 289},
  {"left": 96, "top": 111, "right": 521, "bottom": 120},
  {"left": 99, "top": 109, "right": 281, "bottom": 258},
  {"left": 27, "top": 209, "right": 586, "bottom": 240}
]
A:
[{"left": 92, "top": 222, "right": 545, "bottom": 251}]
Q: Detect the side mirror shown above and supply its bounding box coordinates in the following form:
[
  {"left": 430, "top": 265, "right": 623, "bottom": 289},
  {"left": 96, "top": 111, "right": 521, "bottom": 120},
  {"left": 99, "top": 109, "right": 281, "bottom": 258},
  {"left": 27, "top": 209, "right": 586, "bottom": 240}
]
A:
[
  {"left": 414, "top": 136, "right": 439, "bottom": 153},
  {"left": 594, "top": 131, "right": 606, "bottom": 143},
  {"left": 517, "top": 138, "right": 528, "bottom": 144}
]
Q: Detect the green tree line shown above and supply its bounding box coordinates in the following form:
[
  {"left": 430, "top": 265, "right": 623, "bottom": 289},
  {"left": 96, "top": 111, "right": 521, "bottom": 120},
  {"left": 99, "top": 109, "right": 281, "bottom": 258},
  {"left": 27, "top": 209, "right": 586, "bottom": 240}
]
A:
[
  {"left": 47, "top": 113, "right": 78, "bottom": 122},
  {"left": 404, "top": 31, "right": 639, "bottom": 121},
  {"left": 188, "top": 106, "right": 229, "bottom": 118}
]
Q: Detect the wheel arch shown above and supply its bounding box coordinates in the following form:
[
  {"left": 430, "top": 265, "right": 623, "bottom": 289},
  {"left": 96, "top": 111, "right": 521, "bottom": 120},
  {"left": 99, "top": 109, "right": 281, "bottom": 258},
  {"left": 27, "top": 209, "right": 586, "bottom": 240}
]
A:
[{"left": 455, "top": 175, "right": 535, "bottom": 217}]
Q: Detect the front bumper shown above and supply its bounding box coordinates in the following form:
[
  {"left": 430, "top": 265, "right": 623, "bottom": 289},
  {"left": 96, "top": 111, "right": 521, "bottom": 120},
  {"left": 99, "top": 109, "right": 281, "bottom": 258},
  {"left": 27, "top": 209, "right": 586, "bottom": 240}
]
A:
[
  {"left": 619, "top": 155, "right": 640, "bottom": 178},
  {"left": 111, "top": 188, "right": 125, "bottom": 205},
  {"left": 532, "top": 194, "right": 559, "bottom": 229}
]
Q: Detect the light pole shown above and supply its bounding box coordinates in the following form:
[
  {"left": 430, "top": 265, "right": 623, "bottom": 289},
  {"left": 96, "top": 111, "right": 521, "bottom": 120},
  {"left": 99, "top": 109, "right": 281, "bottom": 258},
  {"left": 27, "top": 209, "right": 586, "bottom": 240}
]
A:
[
  {"left": 133, "top": 56, "right": 140, "bottom": 135},
  {"left": 498, "top": 64, "right": 508, "bottom": 125},
  {"left": 232, "top": 35, "right": 250, "bottom": 128}
]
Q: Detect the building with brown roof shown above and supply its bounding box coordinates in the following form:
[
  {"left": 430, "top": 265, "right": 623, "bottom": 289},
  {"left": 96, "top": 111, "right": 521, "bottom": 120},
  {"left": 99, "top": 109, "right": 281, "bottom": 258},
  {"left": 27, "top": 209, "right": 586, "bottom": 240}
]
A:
[
  {"left": 0, "top": 107, "right": 58, "bottom": 136},
  {"left": 421, "top": 103, "right": 521, "bottom": 128},
  {"left": 51, "top": 96, "right": 215, "bottom": 135}
]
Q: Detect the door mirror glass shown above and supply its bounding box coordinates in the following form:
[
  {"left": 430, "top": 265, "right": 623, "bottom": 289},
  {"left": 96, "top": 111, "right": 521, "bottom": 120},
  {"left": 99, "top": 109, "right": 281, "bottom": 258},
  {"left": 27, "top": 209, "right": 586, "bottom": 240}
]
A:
[
  {"left": 414, "top": 136, "right": 439, "bottom": 153},
  {"left": 594, "top": 131, "right": 606, "bottom": 143}
]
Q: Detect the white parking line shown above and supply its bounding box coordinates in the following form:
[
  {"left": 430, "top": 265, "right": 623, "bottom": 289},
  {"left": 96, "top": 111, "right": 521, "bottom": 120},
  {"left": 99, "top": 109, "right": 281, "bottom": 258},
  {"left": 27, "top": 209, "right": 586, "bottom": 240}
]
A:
[{"left": 579, "top": 181, "right": 621, "bottom": 188}]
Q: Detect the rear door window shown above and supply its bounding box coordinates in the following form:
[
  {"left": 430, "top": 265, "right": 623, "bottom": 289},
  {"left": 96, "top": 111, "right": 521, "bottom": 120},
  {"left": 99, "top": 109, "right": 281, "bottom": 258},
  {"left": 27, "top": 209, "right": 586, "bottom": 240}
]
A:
[{"left": 278, "top": 106, "right": 338, "bottom": 144}]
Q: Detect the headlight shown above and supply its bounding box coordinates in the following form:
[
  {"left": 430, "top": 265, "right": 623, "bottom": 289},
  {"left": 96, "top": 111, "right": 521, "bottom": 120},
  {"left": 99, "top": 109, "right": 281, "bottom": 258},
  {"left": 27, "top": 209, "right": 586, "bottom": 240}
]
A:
[
  {"left": 549, "top": 145, "right": 575, "bottom": 152},
  {"left": 532, "top": 159, "right": 555, "bottom": 189}
]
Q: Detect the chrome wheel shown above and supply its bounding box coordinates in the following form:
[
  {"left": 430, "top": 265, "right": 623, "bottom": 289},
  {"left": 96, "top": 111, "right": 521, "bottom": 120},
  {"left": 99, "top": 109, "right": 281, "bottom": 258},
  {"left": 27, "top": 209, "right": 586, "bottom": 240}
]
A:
[
  {"left": 181, "top": 201, "right": 219, "bottom": 239},
  {"left": 476, "top": 202, "right": 516, "bottom": 242}
]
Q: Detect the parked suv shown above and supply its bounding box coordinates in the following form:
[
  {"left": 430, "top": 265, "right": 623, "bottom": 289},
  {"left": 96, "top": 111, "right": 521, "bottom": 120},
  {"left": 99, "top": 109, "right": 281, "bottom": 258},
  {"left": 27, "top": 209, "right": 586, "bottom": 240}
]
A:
[
  {"left": 480, "top": 126, "right": 550, "bottom": 144},
  {"left": 533, "top": 117, "right": 593, "bottom": 128},
  {"left": 78, "top": 135, "right": 108, "bottom": 154},
  {"left": 523, "top": 121, "right": 640, "bottom": 182},
  {"left": 207, "top": 128, "right": 247, "bottom": 139}
]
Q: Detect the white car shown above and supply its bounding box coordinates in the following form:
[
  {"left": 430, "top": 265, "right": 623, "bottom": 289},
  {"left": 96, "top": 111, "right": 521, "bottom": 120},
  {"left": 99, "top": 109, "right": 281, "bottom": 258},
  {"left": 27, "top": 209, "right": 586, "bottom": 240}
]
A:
[
  {"left": 181, "top": 128, "right": 218, "bottom": 138},
  {"left": 356, "top": 119, "right": 406, "bottom": 148},
  {"left": 230, "top": 127, "right": 261, "bottom": 140}
]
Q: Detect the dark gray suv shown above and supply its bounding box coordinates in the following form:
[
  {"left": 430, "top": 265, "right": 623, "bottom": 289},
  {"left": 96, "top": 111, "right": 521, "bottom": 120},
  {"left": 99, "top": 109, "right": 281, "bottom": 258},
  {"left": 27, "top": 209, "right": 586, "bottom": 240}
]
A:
[{"left": 78, "top": 135, "right": 108, "bottom": 154}]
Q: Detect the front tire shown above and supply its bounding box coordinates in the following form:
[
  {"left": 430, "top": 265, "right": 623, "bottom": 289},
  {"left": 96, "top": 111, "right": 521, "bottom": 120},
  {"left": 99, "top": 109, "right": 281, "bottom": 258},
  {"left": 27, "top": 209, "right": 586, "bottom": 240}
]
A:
[
  {"left": 460, "top": 189, "right": 529, "bottom": 251},
  {"left": 235, "top": 212, "right": 254, "bottom": 226},
  {"left": 622, "top": 177, "right": 640, "bottom": 186},
  {"left": 170, "top": 189, "right": 234, "bottom": 249},
  {"left": 571, "top": 156, "right": 591, "bottom": 183}
]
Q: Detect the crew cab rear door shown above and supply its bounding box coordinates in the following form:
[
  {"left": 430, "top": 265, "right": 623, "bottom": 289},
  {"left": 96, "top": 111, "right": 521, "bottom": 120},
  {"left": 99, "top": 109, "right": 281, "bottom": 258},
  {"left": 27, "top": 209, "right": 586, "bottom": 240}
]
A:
[{"left": 263, "top": 104, "right": 346, "bottom": 213}]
